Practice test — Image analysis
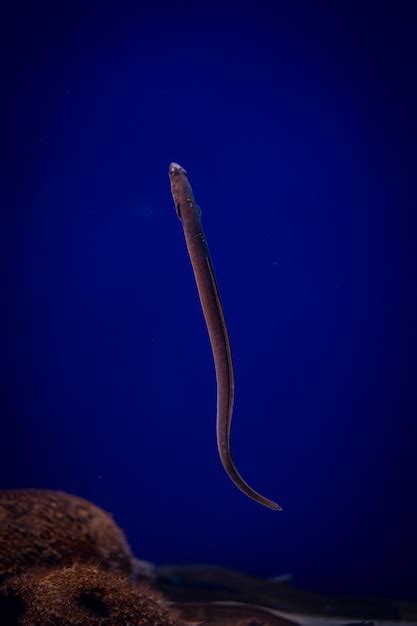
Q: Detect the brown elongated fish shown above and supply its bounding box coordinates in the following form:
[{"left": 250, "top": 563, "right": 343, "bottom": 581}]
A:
[{"left": 169, "top": 162, "right": 281, "bottom": 511}]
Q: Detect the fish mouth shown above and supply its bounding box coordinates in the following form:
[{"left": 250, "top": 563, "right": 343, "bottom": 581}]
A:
[{"left": 169, "top": 162, "right": 188, "bottom": 176}]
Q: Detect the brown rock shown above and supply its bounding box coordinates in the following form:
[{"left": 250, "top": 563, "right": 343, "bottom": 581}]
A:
[
  {"left": 6, "top": 563, "right": 182, "bottom": 626},
  {"left": 0, "top": 490, "right": 135, "bottom": 585}
]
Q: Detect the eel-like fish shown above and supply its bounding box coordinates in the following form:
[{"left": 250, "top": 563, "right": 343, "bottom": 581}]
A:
[{"left": 169, "top": 162, "right": 281, "bottom": 511}]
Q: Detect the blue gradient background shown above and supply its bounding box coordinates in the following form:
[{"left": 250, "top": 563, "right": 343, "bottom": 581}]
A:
[{"left": 2, "top": 2, "right": 416, "bottom": 601}]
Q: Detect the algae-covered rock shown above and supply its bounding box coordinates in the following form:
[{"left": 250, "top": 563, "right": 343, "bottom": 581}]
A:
[
  {"left": 0, "top": 490, "right": 135, "bottom": 585},
  {"left": 6, "top": 563, "right": 182, "bottom": 625}
]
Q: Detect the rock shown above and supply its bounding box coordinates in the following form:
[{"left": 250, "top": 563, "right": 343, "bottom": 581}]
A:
[
  {"left": 0, "top": 490, "right": 135, "bottom": 585},
  {"left": 5, "top": 562, "right": 181, "bottom": 625}
]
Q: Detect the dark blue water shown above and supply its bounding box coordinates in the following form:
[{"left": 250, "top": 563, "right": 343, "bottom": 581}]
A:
[{"left": 2, "top": 2, "right": 416, "bottom": 601}]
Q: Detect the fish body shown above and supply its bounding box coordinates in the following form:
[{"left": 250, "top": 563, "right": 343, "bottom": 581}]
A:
[{"left": 169, "top": 162, "right": 280, "bottom": 511}]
